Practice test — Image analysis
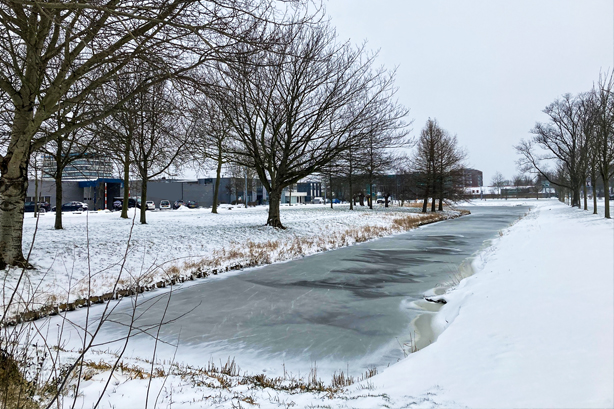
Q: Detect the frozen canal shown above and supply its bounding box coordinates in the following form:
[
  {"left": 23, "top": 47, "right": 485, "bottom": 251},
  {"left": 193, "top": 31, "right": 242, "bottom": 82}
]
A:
[{"left": 93, "top": 206, "right": 529, "bottom": 377}]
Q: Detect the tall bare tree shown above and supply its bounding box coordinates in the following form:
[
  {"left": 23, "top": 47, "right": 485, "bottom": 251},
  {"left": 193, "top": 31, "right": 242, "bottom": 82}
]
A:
[
  {"left": 211, "top": 22, "right": 409, "bottom": 227},
  {"left": 412, "top": 119, "right": 443, "bottom": 212},
  {"left": 433, "top": 133, "right": 465, "bottom": 210},
  {"left": 516, "top": 94, "right": 590, "bottom": 208},
  {"left": 592, "top": 73, "right": 614, "bottom": 218},
  {"left": 0, "top": 0, "right": 287, "bottom": 267},
  {"left": 41, "top": 102, "right": 97, "bottom": 229},
  {"left": 131, "top": 81, "right": 188, "bottom": 224},
  {"left": 192, "top": 97, "right": 234, "bottom": 214}
]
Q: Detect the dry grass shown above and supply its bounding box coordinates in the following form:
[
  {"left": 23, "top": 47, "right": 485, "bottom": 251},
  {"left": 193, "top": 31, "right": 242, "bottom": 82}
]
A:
[
  {"left": 170, "top": 210, "right": 465, "bottom": 283},
  {"left": 0, "top": 350, "right": 38, "bottom": 409},
  {"left": 79, "top": 354, "right": 379, "bottom": 399}
]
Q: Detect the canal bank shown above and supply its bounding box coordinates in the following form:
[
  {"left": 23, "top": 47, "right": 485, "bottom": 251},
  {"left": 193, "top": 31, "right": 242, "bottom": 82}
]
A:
[{"left": 68, "top": 206, "right": 528, "bottom": 380}]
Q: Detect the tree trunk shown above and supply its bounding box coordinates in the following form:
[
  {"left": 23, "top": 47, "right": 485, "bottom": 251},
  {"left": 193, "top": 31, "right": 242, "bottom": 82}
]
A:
[
  {"left": 572, "top": 184, "right": 581, "bottom": 208},
  {"left": 385, "top": 194, "right": 390, "bottom": 208},
  {"left": 583, "top": 180, "right": 588, "bottom": 210},
  {"left": 0, "top": 133, "right": 30, "bottom": 268},
  {"left": 212, "top": 155, "right": 222, "bottom": 214},
  {"left": 602, "top": 172, "right": 610, "bottom": 219},
  {"left": 121, "top": 143, "right": 130, "bottom": 219},
  {"left": 359, "top": 192, "right": 364, "bottom": 206},
  {"left": 329, "top": 173, "right": 333, "bottom": 209},
  {"left": 140, "top": 178, "right": 148, "bottom": 224},
  {"left": 54, "top": 175, "right": 64, "bottom": 230},
  {"left": 422, "top": 184, "right": 429, "bottom": 213},
  {"left": 368, "top": 183, "right": 373, "bottom": 210},
  {"left": 267, "top": 189, "right": 284, "bottom": 228},
  {"left": 348, "top": 175, "right": 353, "bottom": 211},
  {"left": 431, "top": 195, "right": 436, "bottom": 212},
  {"left": 592, "top": 169, "right": 598, "bottom": 215}
]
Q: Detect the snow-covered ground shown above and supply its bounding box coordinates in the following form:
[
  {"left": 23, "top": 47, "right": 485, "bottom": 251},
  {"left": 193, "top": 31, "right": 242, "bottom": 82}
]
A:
[
  {"left": 5, "top": 203, "right": 451, "bottom": 315},
  {"left": 51, "top": 198, "right": 611, "bottom": 409},
  {"left": 340, "top": 199, "right": 613, "bottom": 408},
  {"left": 5, "top": 199, "right": 613, "bottom": 408}
]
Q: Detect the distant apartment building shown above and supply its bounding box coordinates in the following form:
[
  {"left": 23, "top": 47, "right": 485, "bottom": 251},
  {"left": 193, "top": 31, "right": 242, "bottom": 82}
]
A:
[{"left": 461, "top": 168, "right": 483, "bottom": 187}]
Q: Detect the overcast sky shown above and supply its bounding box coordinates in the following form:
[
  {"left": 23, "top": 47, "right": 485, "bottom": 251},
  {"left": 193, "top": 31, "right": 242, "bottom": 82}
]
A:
[{"left": 323, "top": 0, "right": 613, "bottom": 184}]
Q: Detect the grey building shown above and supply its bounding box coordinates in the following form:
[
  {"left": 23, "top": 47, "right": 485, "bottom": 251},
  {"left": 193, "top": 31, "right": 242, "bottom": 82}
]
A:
[
  {"left": 27, "top": 178, "right": 123, "bottom": 210},
  {"left": 27, "top": 176, "right": 269, "bottom": 210}
]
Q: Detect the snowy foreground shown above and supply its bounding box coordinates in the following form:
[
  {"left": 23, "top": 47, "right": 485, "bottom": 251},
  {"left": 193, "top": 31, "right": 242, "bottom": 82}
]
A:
[
  {"left": 7, "top": 199, "right": 614, "bottom": 408},
  {"left": 61, "top": 199, "right": 612, "bottom": 409}
]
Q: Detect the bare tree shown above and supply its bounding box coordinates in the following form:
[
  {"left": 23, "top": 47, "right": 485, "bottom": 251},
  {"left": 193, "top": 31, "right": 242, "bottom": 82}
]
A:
[
  {"left": 192, "top": 98, "right": 234, "bottom": 214},
  {"left": 40, "top": 103, "right": 97, "bottom": 229},
  {"left": 359, "top": 124, "right": 411, "bottom": 210},
  {"left": 592, "top": 73, "right": 614, "bottom": 218},
  {"left": 211, "top": 22, "right": 409, "bottom": 227},
  {"left": 0, "top": 0, "right": 287, "bottom": 267},
  {"left": 432, "top": 133, "right": 465, "bottom": 210},
  {"left": 516, "top": 94, "right": 590, "bottom": 208},
  {"left": 130, "top": 80, "right": 189, "bottom": 224},
  {"left": 491, "top": 171, "right": 505, "bottom": 197},
  {"left": 412, "top": 119, "right": 443, "bottom": 212}
]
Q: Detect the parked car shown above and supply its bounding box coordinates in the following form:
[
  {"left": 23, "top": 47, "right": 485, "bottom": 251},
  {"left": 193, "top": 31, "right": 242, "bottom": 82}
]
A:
[
  {"left": 146, "top": 200, "right": 156, "bottom": 210},
  {"left": 24, "top": 201, "right": 49, "bottom": 212},
  {"left": 186, "top": 200, "right": 198, "bottom": 209},
  {"left": 332, "top": 198, "right": 340, "bottom": 204},
  {"left": 173, "top": 200, "right": 185, "bottom": 209},
  {"left": 113, "top": 197, "right": 136, "bottom": 210},
  {"left": 52, "top": 201, "right": 88, "bottom": 212},
  {"left": 159, "top": 199, "right": 171, "bottom": 210},
  {"left": 376, "top": 198, "right": 385, "bottom": 204},
  {"left": 23, "top": 202, "right": 49, "bottom": 213}
]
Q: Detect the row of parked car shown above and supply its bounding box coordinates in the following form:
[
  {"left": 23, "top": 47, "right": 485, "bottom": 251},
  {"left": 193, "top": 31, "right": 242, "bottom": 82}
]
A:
[
  {"left": 25, "top": 198, "right": 204, "bottom": 213},
  {"left": 25, "top": 201, "right": 90, "bottom": 212},
  {"left": 112, "top": 198, "right": 199, "bottom": 211}
]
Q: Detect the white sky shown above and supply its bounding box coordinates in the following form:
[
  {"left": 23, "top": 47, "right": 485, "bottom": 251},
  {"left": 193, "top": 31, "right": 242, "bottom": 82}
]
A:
[{"left": 324, "top": 0, "right": 613, "bottom": 185}]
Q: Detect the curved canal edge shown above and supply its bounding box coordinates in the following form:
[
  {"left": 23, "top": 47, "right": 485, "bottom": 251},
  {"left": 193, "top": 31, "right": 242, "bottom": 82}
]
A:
[
  {"left": 409, "top": 206, "right": 531, "bottom": 352},
  {"left": 5, "top": 208, "right": 471, "bottom": 326}
]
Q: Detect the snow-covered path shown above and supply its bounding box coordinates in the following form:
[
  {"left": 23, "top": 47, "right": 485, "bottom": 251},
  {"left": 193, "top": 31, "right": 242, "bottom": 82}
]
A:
[{"left": 333, "top": 199, "right": 613, "bottom": 408}]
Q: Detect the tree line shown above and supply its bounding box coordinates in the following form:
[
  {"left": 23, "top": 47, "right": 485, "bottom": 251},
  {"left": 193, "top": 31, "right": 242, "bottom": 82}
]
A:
[
  {"left": 516, "top": 72, "right": 614, "bottom": 218},
  {"left": 0, "top": 1, "right": 472, "bottom": 270}
]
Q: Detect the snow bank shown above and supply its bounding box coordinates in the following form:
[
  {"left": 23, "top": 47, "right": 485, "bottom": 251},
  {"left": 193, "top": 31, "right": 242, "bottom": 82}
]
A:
[{"left": 335, "top": 199, "right": 613, "bottom": 408}]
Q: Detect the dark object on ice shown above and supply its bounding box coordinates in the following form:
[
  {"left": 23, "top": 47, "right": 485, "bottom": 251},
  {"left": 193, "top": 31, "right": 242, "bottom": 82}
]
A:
[{"left": 424, "top": 296, "right": 447, "bottom": 304}]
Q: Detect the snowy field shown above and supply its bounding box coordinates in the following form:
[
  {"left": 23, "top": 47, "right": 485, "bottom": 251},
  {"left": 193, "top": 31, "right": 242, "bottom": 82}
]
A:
[
  {"left": 7, "top": 203, "right": 452, "bottom": 315},
  {"left": 49, "top": 198, "right": 611, "bottom": 408}
]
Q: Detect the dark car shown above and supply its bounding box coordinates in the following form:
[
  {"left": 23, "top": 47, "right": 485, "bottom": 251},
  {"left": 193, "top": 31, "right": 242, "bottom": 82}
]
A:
[
  {"left": 113, "top": 197, "right": 136, "bottom": 211},
  {"left": 186, "top": 200, "right": 199, "bottom": 209},
  {"left": 52, "top": 201, "right": 88, "bottom": 212},
  {"left": 173, "top": 200, "right": 185, "bottom": 209},
  {"left": 24, "top": 201, "right": 50, "bottom": 212}
]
